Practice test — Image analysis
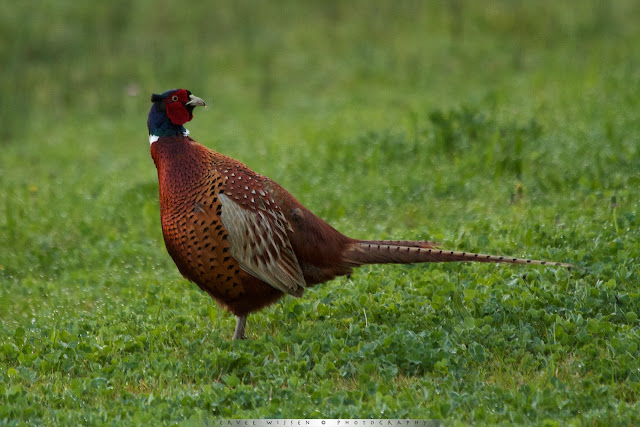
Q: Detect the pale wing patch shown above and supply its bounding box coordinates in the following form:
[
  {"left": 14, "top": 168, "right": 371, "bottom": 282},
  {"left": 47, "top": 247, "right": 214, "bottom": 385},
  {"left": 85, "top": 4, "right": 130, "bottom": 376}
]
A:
[{"left": 218, "top": 193, "right": 305, "bottom": 297}]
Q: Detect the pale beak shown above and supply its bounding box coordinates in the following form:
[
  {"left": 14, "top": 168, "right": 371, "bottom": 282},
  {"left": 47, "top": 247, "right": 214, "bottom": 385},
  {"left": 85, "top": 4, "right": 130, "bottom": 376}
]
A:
[{"left": 186, "top": 94, "right": 206, "bottom": 107}]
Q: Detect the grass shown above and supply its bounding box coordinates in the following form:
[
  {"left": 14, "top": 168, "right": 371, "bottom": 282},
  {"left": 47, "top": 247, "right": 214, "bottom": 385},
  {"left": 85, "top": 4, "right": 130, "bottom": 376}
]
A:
[{"left": 1, "top": 0, "right": 639, "bottom": 424}]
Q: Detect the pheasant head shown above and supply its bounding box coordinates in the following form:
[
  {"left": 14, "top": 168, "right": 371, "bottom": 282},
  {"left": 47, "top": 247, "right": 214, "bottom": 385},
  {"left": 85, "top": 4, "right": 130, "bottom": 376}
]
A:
[{"left": 147, "top": 89, "right": 206, "bottom": 142}]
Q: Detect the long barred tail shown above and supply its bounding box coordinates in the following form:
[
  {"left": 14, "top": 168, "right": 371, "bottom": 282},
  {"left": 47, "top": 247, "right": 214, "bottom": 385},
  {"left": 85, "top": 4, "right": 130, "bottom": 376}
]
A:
[{"left": 343, "top": 240, "right": 579, "bottom": 270}]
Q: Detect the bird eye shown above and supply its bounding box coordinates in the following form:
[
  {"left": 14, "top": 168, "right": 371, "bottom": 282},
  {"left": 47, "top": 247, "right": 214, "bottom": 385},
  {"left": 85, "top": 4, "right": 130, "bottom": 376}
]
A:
[{"left": 171, "top": 95, "right": 179, "bottom": 102}]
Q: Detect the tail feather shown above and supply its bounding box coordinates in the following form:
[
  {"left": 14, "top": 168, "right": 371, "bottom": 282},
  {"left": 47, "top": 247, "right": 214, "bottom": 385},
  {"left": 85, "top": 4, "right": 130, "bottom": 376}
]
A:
[
  {"left": 358, "top": 239, "right": 440, "bottom": 249},
  {"left": 343, "top": 240, "right": 579, "bottom": 270}
]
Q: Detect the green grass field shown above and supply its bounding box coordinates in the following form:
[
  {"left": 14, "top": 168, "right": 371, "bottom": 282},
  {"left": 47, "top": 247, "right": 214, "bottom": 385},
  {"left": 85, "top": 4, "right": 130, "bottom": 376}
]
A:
[{"left": 1, "top": 1, "right": 639, "bottom": 424}]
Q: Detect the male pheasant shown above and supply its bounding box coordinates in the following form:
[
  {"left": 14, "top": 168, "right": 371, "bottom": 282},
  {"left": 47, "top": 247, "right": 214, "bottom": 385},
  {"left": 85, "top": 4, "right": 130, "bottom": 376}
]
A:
[{"left": 148, "top": 88, "right": 577, "bottom": 339}]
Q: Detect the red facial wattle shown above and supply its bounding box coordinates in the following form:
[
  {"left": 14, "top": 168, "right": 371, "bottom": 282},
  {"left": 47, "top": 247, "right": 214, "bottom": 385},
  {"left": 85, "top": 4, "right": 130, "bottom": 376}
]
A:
[{"left": 165, "top": 89, "right": 192, "bottom": 125}]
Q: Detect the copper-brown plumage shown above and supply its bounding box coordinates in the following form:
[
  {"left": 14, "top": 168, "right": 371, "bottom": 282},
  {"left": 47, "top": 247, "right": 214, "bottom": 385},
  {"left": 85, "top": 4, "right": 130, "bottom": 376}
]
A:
[{"left": 148, "top": 89, "right": 578, "bottom": 339}]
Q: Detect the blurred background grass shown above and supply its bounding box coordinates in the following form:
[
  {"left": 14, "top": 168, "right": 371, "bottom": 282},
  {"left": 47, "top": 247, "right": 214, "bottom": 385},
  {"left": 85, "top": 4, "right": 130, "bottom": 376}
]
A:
[
  {"left": 1, "top": 0, "right": 639, "bottom": 423},
  {"left": 3, "top": 1, "right": 639, "bottom": 138}
]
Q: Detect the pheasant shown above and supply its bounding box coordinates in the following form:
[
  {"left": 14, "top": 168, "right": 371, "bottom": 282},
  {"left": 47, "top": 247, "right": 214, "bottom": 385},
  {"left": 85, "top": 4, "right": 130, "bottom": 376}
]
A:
[{"left": 148, "top": 88, "right": 577, "bottom": 340}]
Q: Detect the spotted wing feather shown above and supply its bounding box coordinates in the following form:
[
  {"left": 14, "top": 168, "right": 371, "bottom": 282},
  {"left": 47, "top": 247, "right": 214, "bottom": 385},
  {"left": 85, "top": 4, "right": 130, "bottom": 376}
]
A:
[{"left": 219, "top": 192, "right": 305, "bottom": 297}]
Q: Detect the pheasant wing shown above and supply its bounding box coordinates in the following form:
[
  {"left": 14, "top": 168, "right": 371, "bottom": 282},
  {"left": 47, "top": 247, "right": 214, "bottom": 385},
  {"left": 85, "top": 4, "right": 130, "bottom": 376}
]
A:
[{"left": 218, "top": 192, "right": 305, "bottom": 297}]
